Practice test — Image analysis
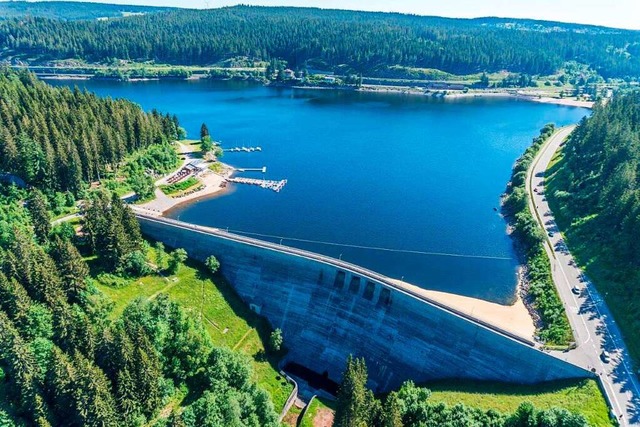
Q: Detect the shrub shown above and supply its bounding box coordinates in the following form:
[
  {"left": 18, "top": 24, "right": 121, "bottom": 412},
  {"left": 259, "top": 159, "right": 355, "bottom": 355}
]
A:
[
  {"left": 167, "top": 248, "right": 188, "bottom": 274},
  {"left": 205, "top": 255, "right": 220, "bottom": 275},
  {"left": 269, "top": 329, "right": 283, "bottom": 352},
  {"left": 122, "top": 250, "right": 152, "bottom": 277}
]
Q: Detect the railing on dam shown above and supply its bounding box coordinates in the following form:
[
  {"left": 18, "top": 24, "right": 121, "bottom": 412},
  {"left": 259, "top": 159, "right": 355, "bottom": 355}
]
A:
[{"left": 134, "top": 211, "right": 537, "bottom": 348}]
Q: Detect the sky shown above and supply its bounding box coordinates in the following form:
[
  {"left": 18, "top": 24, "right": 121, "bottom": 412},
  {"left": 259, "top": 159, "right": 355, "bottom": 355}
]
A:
[{"left": 21, "top": 0, "right": 640, "bottom": 30}]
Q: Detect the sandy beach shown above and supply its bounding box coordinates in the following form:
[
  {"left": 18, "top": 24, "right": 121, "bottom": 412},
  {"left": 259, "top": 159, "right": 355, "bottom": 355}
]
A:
[
  {"left": 135, "top": 142, "right": 234, "bottom": 216},
  {"left": 392, "top": 279, "right": 536, "bottom": 342}
]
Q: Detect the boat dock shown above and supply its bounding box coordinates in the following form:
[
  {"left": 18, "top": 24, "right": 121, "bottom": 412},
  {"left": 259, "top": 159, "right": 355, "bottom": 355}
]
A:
[
  {"left": 235, "top": 167, "right": 267, "bottom": 173},
  {"left": 224, "top": 146, "right": 262, "bottom": 153},
  {"left": 227, "top": 177, "right": 288, "bottom": 193}
]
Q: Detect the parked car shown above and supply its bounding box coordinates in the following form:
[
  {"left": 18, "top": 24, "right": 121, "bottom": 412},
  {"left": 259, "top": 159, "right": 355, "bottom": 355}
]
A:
[
  {"left": 600, "top": 351, "right": 611, "bottom": 364},
  {"left": 571, "top": 286, "right": 580, "bottom": 295}
]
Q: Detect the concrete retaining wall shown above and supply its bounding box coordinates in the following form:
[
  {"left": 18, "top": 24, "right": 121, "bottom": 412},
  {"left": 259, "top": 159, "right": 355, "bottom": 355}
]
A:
[{"left": 138, "top": 215, "right": 590, "bottom": 392}]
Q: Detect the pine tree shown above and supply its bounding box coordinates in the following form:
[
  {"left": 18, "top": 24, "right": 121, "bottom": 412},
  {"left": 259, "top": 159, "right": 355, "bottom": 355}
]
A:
[
  {"left": 71, "top": 351, "right": 119, "bottom": 427},
  {"left": 200, "top": 123, "right": 209, "bottom": 141},
  {"left": 47, "top": 347, "right": 77, "bottom": 425},
  {"left": 381, "top": 393, "right": 403, "bottom": 427},
  {"left": 0, "top": 272, "right": 34, "bottom": 333},
  {"left": 0, "top": 311, "right": 51, "bottom": 426},
  {"left": 27, "top": 190, "right": 51, "bottom": 243},
  {"left": 334, "top": 356, "right": 376, "bottom": 427},
  {"left": 49, "top": 237, "right": 89, "bottom": 305}
]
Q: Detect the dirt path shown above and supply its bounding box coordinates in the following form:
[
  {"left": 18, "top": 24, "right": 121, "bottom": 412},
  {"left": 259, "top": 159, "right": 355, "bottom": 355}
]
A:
[{"left": 232, "top": 328, "right": 254, "bottom": 351}]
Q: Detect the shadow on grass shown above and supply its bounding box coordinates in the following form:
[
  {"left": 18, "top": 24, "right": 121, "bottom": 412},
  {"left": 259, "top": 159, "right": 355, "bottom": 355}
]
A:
[{"left": 422, "top": 378, "right": 594, "bottom": 397}]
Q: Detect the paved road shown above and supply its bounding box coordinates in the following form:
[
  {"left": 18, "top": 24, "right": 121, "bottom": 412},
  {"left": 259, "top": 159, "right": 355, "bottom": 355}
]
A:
[
  {"left": 51, "top": 212, "right": 81, "bottom": 226},
  {"left": 529, "top": 126, "right": 640, "bottom": 426}
]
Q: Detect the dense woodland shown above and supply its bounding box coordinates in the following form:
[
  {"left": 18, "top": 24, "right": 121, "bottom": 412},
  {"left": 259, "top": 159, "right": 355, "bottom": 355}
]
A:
[
  {"left": 0, "top": 1, "right": 173, "bottom": 21},
  {"left": 0, "top": 69, "right": 280, "bottom": 426},
  {"left": 1, "top": 6, "right": 640, "bottom": 78},
  {"left": 0, "top": 68, "right": 181, "bottom": 194},
  {"left": 547, "top": 92, "right": 640, "bottom": 360}
]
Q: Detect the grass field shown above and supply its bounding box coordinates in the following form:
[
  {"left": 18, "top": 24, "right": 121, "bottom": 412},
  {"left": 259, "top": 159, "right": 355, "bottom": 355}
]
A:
[
  {"left": 293, "top": 380, "right": 609, "bottom": 427},
  {"left": 426, "top": 378, "right": 611, "bottom": 426},
  {"left": 299, "top": 397, "right": 336, "bottom": 427},
  {"left": 94, "top": 253, "right": 293, "bottom": 412},
  {"left": 159, "top": 176, "right": 201, "bottom": 196}
]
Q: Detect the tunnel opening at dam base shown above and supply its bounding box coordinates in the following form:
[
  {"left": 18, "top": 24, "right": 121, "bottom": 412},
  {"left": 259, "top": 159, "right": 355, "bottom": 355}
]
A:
[{"left": 284, "top": 362, "right": 339, "bottom": 396}]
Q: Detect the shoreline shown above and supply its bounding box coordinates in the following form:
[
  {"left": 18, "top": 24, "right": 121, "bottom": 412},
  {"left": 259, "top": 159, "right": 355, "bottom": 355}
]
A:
[
  {"left": 134, "top": 141, "right": 236, "bottom": 217},
  {"left": 356, "top": 84, "right": 595, "bottom": 108},
  {"left": 135, "top": 166, "right": 234, "bottom": 217},
  {"left": 163, "top": 181, "right": 235, "bottom": 217},
  {"left": 35, "top": 71, "right": 594, "bottom": 109}
]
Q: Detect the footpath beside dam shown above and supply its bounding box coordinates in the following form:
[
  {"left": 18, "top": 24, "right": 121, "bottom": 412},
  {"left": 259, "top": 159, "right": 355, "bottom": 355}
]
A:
[{"left": 136, "top": 212, "right": 591, "bottom": 392}]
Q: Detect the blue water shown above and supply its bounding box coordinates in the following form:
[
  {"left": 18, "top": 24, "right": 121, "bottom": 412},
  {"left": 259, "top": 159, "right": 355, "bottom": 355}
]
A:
[{"left": 49, "top": 79, "right": 588, "bottom": 303}]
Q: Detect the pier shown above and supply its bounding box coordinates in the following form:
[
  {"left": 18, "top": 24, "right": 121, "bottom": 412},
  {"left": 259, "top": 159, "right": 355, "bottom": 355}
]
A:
[
  {"left": 235, "top": 167, "right": 267, "bottom": 173},
  {"left": 224, "top": 146, "right": 262, "bottom": 153},
  {"left": 227, "top": 177, "right": 288, "bottom": 192}
]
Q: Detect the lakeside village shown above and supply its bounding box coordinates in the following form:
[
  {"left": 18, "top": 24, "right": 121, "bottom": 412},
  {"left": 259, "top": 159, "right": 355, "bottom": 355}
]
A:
[{"left": 16, "top": 56, "right": 625, "bottom": 104}]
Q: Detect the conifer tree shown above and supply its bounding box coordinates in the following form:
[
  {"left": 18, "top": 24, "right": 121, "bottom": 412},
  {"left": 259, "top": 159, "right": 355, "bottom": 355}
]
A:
[
  {"left": 200, "top": 123, "right": 209, "bottom": 141},
  {"left": 71, "top": 351, "right": 119, "bottom": 427},
  {"left": 49, "top": 237, "right": 89, "bottom": 305},
  {"left": 26, "top": 189, "right": 51, "bottom": 243},
  {"left": 381, "top": 393, "right": 404, "bottom": 427},
  {"left": 334, "top": 356, "right": 376, "bottom": 427},
  {"left": 0, "top": 311, "right": 51, "bottom": 426}
]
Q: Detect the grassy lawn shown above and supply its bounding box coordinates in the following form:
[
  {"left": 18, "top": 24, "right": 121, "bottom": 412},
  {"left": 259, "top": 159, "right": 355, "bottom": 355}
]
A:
[
  {"left": 425, "top": 379, "right": 611, "bottom": 426},
  {"left": 94, "top": 255, "right": 293, "bottom": 412},
  {"left": 209, "top": 162, "right": 225, "bottom": 174},
  {"left": 290, "top": 378, "right": 610, "bottom": 426},
  {"left": 159, "top": 177, "right": 201, "bottom": 196},
  {"left": 178, "top": 139, "right": 205, "bottom": 157},
  {"left": 299, "top": 397, "right": 336, "bottom": 427}
]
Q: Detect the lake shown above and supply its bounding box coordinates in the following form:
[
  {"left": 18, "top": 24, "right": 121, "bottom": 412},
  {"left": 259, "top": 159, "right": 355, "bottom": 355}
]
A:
[{"left": 49, "top": 79, "right": 588, "bottom": 303}]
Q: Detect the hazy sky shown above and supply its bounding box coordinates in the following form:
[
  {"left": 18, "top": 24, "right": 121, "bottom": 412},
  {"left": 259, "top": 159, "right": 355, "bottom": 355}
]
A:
[{"left": 24, "top": 0, "right": 640, "bottom": 30}]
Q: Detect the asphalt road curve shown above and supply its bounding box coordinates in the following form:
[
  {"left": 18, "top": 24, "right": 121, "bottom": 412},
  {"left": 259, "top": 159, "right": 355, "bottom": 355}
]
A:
[{"left": 528, "top": 125, "right": 640, "bottom": 426}]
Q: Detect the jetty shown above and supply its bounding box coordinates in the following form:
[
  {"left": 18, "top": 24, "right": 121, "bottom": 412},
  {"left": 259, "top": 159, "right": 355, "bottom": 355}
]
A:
[
  {"left": 227, "top": 177, "right": 287, "bottom": 193},
  {"left": 235, "top": 167, "right": 267, "bottom": 173},
  {"left": 224, "top": 146, "right": 262, "bottom": 153}
]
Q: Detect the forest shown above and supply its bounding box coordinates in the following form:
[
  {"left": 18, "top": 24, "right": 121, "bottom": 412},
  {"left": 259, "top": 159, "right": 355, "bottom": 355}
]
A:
[
  {"left": 0, "top": 69, "right": 280, "bottom": 426},
  {"left": 0, "top": 68, "right": 181, "bottom": 195},
  {"left": 0, "top": 1, "right": 173, "bottom": 21},
  {"left": 546, "top": 92, "right": 640, "bottom": 362},
  {"left": 1, "top": 5, "right": 639, "bottom": 78}
]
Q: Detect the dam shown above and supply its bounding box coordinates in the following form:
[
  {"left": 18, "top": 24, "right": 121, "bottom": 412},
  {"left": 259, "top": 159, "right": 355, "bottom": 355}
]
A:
[{"left": 136, "top": 211, "right": 591, "bottom": 392}]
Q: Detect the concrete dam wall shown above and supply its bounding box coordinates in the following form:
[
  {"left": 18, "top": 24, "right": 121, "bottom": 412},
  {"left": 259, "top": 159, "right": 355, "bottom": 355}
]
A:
[{"left": 137, "top": 214, "right": 590, "bottom": 392}]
